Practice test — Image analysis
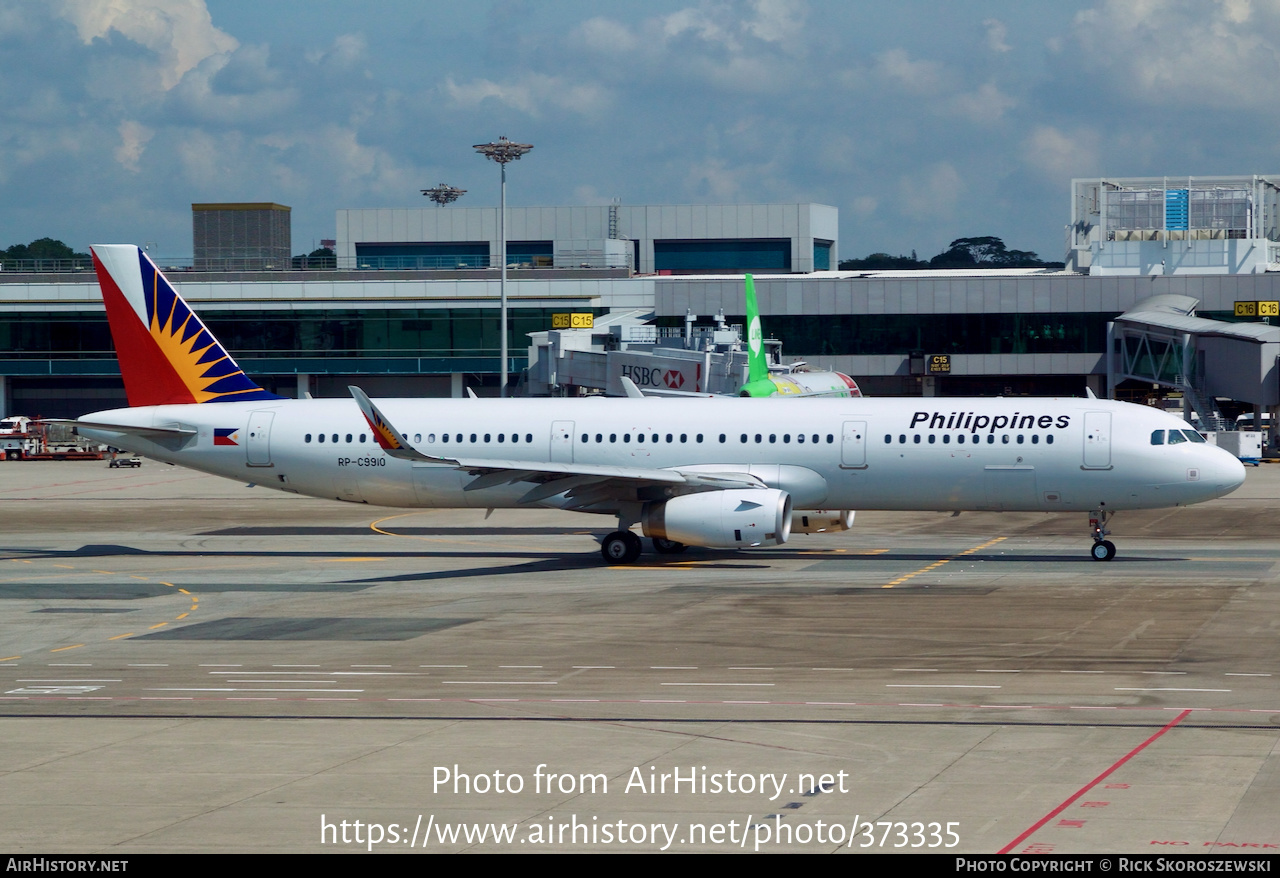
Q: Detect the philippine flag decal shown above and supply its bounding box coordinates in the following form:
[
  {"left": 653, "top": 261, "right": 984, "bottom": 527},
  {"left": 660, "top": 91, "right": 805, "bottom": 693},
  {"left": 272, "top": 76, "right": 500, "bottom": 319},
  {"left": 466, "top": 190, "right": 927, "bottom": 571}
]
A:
[{"left": 214, "top": 428, "right": 240, "bottom": 446}]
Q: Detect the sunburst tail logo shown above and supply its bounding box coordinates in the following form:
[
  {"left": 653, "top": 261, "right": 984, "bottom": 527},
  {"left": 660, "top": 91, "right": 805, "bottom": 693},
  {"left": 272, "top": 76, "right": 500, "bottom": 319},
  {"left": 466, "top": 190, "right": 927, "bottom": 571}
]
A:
[{"left": 92, "top": 245, "right": 283, "bottom": 407}]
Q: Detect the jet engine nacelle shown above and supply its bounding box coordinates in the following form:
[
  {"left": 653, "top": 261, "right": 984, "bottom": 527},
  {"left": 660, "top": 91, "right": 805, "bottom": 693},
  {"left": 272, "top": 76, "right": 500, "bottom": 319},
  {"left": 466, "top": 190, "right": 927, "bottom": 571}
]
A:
[
  {"left": 642, "top": 489, "right": 792, "bottom": 548},
  {"left": 791, "top": 509, "right": 855, "bottom": 534}
]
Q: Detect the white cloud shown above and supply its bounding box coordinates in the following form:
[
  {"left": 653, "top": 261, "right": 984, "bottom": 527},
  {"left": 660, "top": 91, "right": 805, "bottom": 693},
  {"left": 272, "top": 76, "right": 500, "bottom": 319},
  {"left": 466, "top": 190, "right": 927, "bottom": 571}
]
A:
[
  {"left": 114, "top": 120, "right": 153, "bottom": 172},
  {"left": 851, "top": 195, "right": 878, "bottom": 218},
  {"left": 443, "top": 73, "right": 608, "bottom": 117},
  {"left": 950, "top": 82, "right": 1017, "bottom": 123},
  {"left": 875, "top": 48, "right": 945, "bottom": 95},
  {"left": 575, "top": 17, "right": 640, "bottom": 54},
  {"left": 984, "top": 18, "right": 1011, "bottom": 53},
  {"left": 743, "top": 0, "right": 808, "bottom": 53},
  {"left": 52, "top": 0, "right": 238, "bottom": 90},
  {"left": 1071, "top": 0, "right": 1280, "bottom": 108},
  {"left": 899, "top": 162, "right": 964, "bottom": 220},
  {"left": 1022, "top": 125, "right": 1099, "bottom": 179}
]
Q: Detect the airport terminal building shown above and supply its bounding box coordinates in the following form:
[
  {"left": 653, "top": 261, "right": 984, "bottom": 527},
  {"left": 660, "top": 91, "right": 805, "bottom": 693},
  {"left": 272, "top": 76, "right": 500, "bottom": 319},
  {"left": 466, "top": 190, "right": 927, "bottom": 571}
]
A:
[{"left": 1, "top": 186, "right": 1277, "bottom": 425}]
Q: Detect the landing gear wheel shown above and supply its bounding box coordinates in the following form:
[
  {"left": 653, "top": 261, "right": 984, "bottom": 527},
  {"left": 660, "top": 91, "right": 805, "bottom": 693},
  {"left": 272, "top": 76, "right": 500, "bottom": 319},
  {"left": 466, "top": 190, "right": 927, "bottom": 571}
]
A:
[
  {"left": 602, "top": 530, "right": 643, "bottom": 564},
  {"left": 652, "top": 538, "right": 687, "bottom": 555},
  {"left": 1091, "top": 540, "right": 1116, "bottom": 561}
]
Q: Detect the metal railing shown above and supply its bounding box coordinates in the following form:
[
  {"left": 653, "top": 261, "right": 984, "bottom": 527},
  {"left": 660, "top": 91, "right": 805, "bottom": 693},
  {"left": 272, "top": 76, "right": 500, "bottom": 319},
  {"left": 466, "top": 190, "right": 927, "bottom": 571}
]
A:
[{"left": 1, "top": 254, "right": 633, "bottom": 273}]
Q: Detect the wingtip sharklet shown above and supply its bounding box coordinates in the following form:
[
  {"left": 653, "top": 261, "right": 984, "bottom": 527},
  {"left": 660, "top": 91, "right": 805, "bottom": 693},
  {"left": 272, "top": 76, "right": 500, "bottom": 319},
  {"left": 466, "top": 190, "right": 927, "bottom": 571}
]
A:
[{"left": 347, "top": 385, "right": 455, "bottom": 464}]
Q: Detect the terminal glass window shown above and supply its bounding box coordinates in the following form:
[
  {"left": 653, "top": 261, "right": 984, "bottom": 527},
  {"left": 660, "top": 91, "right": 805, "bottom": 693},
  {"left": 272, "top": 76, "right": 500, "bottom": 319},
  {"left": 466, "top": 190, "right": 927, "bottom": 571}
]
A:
[{"left": 654, "top": 239, "right": 791, "bottom": 274}]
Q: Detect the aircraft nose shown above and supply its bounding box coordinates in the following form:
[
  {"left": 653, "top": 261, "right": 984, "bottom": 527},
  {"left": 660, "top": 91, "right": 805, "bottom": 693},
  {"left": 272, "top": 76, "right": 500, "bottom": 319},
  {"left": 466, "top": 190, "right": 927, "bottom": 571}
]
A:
[{"left": 1209, "top": 446, "right": 1247, "bottom": 496}]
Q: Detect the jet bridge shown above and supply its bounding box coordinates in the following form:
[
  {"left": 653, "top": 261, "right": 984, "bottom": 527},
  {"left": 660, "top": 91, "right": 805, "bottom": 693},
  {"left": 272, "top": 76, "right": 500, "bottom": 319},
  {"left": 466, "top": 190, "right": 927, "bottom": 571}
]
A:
[
  {"left": 1107, "top": 294, "right": 1279, "bottom": 443},
  {"left": 525, "top": 309, "right": 773, "bottom": 397}
]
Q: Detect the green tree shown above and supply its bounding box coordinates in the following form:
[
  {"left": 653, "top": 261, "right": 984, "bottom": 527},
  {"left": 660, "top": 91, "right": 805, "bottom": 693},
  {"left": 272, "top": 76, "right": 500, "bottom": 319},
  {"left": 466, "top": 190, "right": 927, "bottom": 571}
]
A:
[{"left": 2, "top": 238, "right": 90, "bottom": 268}]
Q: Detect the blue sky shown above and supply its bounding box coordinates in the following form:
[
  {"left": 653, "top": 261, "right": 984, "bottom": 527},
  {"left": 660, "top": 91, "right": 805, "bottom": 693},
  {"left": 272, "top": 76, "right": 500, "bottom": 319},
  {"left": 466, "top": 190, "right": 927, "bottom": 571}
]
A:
[{"left": 3, "top": 1, "right": 1279, "bottom": 263}]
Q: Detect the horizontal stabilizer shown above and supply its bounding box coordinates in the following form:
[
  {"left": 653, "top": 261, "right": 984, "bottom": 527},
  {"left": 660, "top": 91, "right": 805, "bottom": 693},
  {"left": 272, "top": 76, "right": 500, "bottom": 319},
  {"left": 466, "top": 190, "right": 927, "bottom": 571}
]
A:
[{"left": 50, "top": 418, "right": 197, "bottom": 438}]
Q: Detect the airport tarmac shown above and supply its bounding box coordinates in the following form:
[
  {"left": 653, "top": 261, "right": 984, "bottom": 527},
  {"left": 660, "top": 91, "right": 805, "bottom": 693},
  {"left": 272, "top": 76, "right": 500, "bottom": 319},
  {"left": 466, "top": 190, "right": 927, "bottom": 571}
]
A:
[{"left": 0, "top": 460, "right": 1277, "bottom": 854}]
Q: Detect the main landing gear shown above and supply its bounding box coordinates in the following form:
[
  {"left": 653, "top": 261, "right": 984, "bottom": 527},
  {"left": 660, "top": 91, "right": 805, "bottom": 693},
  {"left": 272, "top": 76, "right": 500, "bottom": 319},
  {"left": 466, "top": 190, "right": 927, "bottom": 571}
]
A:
[
  {"left": 600, "top": 531, "right": 688, "bottom": 564},
  {"left": 1089, "top": 508, "right": 1116, "bottom": 561},
  {"left": 601, "top": 530, "right": 643, "bottom": 564}
]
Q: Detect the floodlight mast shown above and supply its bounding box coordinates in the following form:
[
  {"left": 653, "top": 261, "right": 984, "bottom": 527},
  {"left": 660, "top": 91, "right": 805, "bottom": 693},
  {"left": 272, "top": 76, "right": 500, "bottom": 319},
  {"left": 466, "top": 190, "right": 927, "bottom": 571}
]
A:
[
  {"left": 421, "top": 184, "right": 466, "bottom": 206},
  {"left": 473, "top": 136, "right": 533, "bottom": 397}
]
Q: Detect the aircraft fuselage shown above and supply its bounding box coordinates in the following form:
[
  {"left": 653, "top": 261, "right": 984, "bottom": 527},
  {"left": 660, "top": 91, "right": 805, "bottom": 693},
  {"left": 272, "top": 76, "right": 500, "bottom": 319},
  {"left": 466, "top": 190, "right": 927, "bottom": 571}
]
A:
[{"left": 78, "top": 395, "right": 1245, "bottom": 515}]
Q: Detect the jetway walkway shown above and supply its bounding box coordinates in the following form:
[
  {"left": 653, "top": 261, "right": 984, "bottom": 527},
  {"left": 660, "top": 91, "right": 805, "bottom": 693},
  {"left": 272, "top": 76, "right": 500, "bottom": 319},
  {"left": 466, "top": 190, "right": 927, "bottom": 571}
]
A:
[{"left": 1107, "top": 294, "right": 1279, "bottom": 442}]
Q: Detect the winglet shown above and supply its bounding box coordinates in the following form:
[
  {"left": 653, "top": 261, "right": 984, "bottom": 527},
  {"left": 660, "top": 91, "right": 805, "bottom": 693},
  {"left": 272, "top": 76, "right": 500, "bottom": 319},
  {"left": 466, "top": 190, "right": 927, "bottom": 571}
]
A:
[
  {"left": 348, "top": 385, "right": 448, "bottom": 463},
  {"left": 619, "top": 376, "right": 646, "bottom": 399}
]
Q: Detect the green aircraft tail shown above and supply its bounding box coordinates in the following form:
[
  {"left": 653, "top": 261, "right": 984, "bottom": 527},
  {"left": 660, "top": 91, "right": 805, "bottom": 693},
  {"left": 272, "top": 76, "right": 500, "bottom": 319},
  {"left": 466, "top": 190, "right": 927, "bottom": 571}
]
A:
[{"left": 743, "top": 274, "right": 769, "bottom": 386}]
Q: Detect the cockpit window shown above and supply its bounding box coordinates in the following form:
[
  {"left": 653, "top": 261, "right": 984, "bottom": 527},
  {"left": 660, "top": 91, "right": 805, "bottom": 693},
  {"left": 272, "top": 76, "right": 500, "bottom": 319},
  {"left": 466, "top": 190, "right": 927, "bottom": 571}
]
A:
[
  {"left": 1167, "top": 430, "right": 1187, "bottom": 445},
  {"left": 1150, "top": 430, "right": 1164, "bottom": 445},
  {"left": 1183, "top": 429, "right": 1206, "bottom": 443}
]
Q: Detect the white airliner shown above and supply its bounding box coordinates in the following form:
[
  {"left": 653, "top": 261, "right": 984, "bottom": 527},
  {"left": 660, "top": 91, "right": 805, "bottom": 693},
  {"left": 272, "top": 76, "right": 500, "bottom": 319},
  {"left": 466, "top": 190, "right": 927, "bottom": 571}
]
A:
[{"left": 72, "top": 245, "right": 1245, "bottom": 565}]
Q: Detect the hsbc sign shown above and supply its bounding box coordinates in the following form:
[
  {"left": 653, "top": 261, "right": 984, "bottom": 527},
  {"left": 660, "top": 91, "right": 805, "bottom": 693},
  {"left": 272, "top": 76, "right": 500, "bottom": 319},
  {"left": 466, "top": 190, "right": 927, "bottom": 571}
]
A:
[{"left": 610, "top": 354, "right": 701, "bottom": 395}]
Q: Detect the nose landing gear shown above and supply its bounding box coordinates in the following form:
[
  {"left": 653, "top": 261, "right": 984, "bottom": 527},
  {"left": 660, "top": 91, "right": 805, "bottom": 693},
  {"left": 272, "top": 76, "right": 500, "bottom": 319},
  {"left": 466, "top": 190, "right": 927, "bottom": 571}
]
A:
[{"left": 1089, "top": 508, "right": 1115, "bottom": 561}]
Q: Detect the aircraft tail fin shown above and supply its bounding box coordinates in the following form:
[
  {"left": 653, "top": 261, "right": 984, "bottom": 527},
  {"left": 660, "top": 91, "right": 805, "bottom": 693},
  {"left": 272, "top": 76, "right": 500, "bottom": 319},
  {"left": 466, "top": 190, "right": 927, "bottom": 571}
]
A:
[
  {"left": 743, "top": 274, "right": 768, "bottom": 384},
  {"left": 91, "top": 245, "right": 283, "bottom": 407}
]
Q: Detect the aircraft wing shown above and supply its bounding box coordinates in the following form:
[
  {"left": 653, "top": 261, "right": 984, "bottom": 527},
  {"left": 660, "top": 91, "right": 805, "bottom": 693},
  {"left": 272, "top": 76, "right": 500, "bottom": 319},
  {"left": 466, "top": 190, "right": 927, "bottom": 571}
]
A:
[{"left": 349, "top": 386, "right": 764, "bottom": 505}]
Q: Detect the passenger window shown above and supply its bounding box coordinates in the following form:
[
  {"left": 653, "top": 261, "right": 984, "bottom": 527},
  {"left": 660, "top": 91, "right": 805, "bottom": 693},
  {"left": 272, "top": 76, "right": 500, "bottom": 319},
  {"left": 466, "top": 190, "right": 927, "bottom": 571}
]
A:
[
  {"left": 769, "top": 434, "right": 776, "bottom": 444},
  {"left": 913, "top": 434, "right": 921, "bottom": 444},
  {"left": 797, "top": 434, "right": 805, "bottom": 444},
  {"left": 360, "top": 434, "right": 366, "bottom": 443},
  {"left": 1151, "top": 430, "right": 1165, "bottom": 446},
  {"left": 414, "top": 433, "right": 421, "bottom": 443},
  {"left": 666, "top": 433, "right": 673, "bottom": 443},
  {"left": 755, "top": 434, "right": 763, "bottom": 443},
  {"left": 470, "top": 433, "right": 477, "bottom": 443},
  {"left": 332, "top": 434, "right": 338, "bottom": 443},
  {"left": 318, "top": 433, "right": 325, "bottom": 443},
  {"left": 696, "top": 434, "right": 703, "bottom": 443},
  {"left": 484, "top": 433, "right": 491, "bottom": 443},
  {"left": 899, "top": 434, "right": 906, "bottom": 444},
  {"left": 928, "top": 434, "right": 936, "bottom": 444},
  {"left": 884, "top": 434, "right": 892, "bottom": 444},
  {"left": 1001, "top": 434, "right": 1009, "bottom": 444},
  {"left": 1031, "top": 435, "right": 1039, "bottom": 444},
  {"left": 610, "top": 433, "right": 617, "bottom": 443},
  {"left": 497, "top": 433, "right": 505, "bottom": 443},
  {"left": 441, "top": 434, "right": 448, "bottom": 443},
  {"left": 943, "top": 434, "right": 950, "bottom": 444},
  {"left": 426, "top": 434, "right": 434, "bottom": 443},
  {"left": 305, "top": 434, "right": 312, "bottom": 443},
  {"left": 623, "top": 434, "right": 630, "bottom": 443},
  {"left": 987, "top": 435, "right": 995, "bottom": 444},
  {"left": 718, "top": 434, "right": 726, "bottom": 443},
  {"left": 957, "top": 434, "right": 965, "bottom": 444},
  {"left": 827, "top": 435, "right": 834, "bottom": 444},
  {"left": 1016, "top": 434, "right": 1024, "bottom": 444},
  {"left": 596, "top": 433, "right": 602, "bottom": 443},
  {"left": 581, "top": 433, "right": 588, "bottom": 443},
  {"left": 1046, "top": 435, "right": 1054, "bottom": 445},
  {"left": 681, "top": 434, "right": 688, "bottom": 443}
]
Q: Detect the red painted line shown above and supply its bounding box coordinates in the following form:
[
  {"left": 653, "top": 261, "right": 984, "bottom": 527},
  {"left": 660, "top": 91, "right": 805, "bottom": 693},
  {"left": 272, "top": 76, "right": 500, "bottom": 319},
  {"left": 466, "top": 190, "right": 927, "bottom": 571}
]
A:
[{"left": 997, "top": 709, "right": 1192, "bottom": 855}]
